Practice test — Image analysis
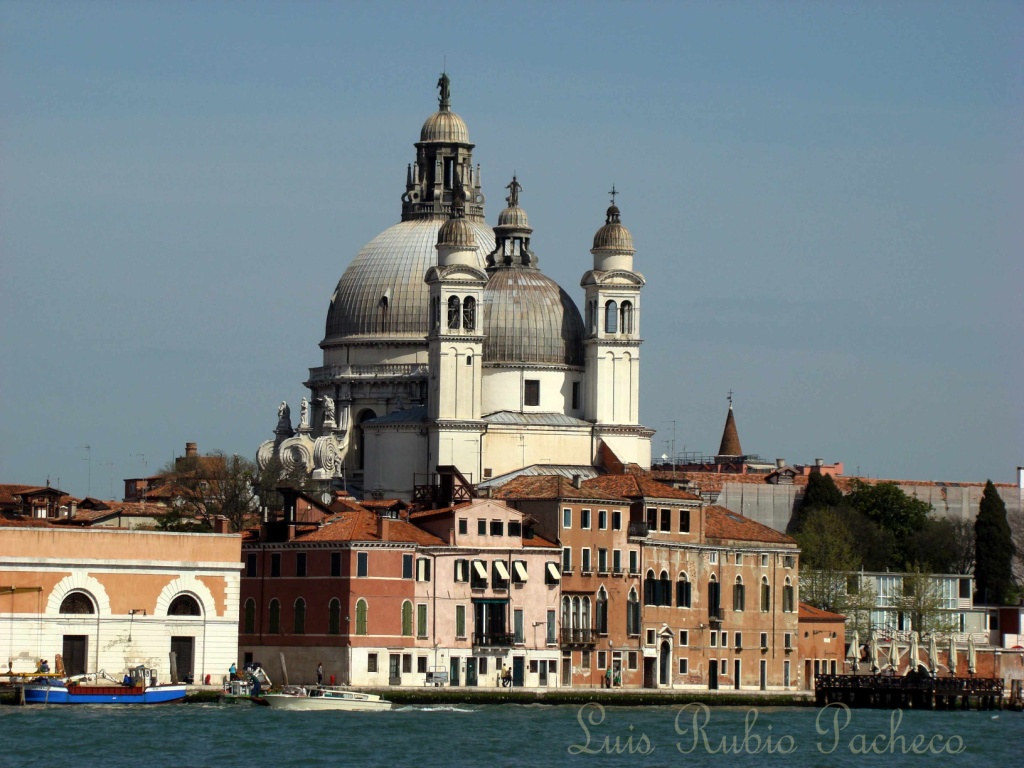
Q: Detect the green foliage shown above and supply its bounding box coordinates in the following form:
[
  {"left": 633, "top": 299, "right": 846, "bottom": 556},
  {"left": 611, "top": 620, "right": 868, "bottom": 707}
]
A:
[
  {"left": 803, "top": 472, "right": 844, "bottom": 511},
  {"left": 974, "top": 480, "right": 1015, "bottom": 605},
  {"left": 846, "top": 480, "right": 932, "bottom": 569}
]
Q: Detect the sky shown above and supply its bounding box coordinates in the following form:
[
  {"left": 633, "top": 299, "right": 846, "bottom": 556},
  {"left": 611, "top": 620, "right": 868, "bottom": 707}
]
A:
[{"left": 2, "top": 1, "right": 1021, "bottom": 499}]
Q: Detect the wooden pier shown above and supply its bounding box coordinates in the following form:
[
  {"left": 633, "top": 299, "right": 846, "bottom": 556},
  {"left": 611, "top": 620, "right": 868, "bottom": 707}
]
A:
[{"left": 816, "top": 673, "right": 1004, "bottom": 710}]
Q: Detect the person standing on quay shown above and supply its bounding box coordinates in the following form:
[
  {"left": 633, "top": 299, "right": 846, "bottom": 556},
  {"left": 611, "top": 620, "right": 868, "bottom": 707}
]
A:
[{"left": 317, "top": 662, "right": 324, "bottom": 686}]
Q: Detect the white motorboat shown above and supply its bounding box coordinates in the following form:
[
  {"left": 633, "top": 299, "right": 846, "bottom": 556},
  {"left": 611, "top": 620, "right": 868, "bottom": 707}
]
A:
[{"left": 261, "top": 685, "right": 393, "bottom": 712}]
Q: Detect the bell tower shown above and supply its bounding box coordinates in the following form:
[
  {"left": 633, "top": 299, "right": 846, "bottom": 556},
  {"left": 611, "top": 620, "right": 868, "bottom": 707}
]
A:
[{"left": 425, "top": 190, "right": 488, "bottom": 476}]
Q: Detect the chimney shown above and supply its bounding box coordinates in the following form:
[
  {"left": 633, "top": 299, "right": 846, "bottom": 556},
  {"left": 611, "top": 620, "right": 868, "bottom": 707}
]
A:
[
  {"left": 185, "top": 442, "right": 198, "bottom": 458},
  {"left": 1017, "top": 467, "right": 1023, "bottom": 490},
  {"left": 775, "top": 459, "right": 786, "bottom": 469},
  {"left": 68, "top": 501, "right": 77, "bottom": 519},
  {"left": 377, "top": 514, "right": 391, "bottom": 541},
  {"left": 815, "top": 458, "right": 824, "bottom": 467},
  {"left": 213, "top": 516, "right": 230, "bottom": 534},
  {"left": 572, "top": 474, "right": 582, "bottom": 489}
]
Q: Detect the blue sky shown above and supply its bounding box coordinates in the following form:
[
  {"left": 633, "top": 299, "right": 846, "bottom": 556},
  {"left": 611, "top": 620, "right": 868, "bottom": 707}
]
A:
[{"left": 2, "top": 1, "right": 1021, "bottom": 497}]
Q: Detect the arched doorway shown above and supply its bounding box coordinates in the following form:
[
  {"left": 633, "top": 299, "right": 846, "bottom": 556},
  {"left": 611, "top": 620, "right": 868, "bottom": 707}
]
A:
[{"left": 659, "top": 639, "right": 671, "bottom": 687}]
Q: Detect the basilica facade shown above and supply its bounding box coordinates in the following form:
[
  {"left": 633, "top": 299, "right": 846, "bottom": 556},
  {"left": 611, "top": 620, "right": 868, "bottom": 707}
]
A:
[{"left": 258, "top": 76, "right": 653, "bottom": 499}]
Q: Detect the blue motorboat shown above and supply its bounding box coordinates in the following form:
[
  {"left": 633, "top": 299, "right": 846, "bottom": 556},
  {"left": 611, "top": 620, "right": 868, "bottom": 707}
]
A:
[{"left": 23, "top": 665, "right": 186, "bottom": 705}]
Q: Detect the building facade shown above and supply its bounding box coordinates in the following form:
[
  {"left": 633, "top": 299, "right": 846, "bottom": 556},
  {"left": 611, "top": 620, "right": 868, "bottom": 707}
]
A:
[{"left": 0, "top": 521, "right": 241, "bottom": 683}]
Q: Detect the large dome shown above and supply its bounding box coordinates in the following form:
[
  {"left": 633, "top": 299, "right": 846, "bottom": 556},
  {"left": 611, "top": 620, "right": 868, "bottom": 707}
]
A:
[
  {"left": 482, "top": 270, "right": 585, "bottom": 367},
  {"left": 324, "top": 219, "right": 494, "bottom": 342}
]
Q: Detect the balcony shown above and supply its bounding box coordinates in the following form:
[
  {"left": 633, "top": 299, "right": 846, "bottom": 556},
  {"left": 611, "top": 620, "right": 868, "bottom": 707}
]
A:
[
  {"left": 627, "top": 522, "right": 650, "bottom": 537},
  {"left": 560, "top": 628, "right": 598, "bottom": 646},
  {"left": 473, "top": 632, "right": 515, "bottom": 648},
  {"left": 708, "top": 610, "right": 724, "bottom": 626}
]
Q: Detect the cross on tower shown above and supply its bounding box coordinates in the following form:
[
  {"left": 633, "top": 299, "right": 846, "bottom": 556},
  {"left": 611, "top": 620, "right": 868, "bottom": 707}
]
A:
[
  {"left": 609, "top": 184, "right": 618, "bottom": 206},
  {"left": 727, "top": 390, "right": 734, "bottom": 408}
]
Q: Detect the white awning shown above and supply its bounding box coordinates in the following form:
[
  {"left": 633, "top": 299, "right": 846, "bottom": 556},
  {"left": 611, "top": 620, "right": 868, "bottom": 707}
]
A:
[
  {"left": 514, "top": 561, "right": 528, "bottom": 582},
  {"left": 494, "top": 560, "right": 510, "bottom": 581},
  {"left": 546, "top": 562, "right": 561, "bottom": 582},
  {"left": 473, "top": 560, "right": 488, "bottom": 579}
]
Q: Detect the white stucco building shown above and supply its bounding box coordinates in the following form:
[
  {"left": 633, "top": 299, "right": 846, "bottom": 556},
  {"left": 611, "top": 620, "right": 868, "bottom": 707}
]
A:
[{"left": 259, "top": 76, "right": 653, "bottom": 498}]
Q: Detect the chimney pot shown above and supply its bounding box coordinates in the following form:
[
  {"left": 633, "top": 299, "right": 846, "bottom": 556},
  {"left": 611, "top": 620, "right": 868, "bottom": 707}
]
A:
[
  {"left": 185, "top": 442, "right": 198, "bottom": 458},
  {"left": 776, "top": 459, "right": 786, "bottom": 469},
  {"left": 815, "top": 458, "right": 823, "bottom": 467},
  {"left": 572, "top": 474, "right": 582, "bottom": 489}
]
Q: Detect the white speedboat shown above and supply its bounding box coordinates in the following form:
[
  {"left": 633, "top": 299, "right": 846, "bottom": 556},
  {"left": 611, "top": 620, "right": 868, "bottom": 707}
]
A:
[{"left": 261, "top": 685, "right": 392, "bottom": 712}]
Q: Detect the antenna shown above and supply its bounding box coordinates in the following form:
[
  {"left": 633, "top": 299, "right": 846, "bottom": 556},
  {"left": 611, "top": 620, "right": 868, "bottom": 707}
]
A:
[{"left": 80, "top": 445, "right": 91, "bottom": 496}]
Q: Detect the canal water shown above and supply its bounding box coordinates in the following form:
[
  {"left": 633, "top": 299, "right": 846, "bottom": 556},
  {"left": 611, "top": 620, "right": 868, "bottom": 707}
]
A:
[{"left": 1, "top": 703, "right": 1019, "bottom": 767}]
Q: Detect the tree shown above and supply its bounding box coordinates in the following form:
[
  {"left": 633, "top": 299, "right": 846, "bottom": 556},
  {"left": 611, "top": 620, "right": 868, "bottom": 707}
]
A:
[
  {"left": 846, "top": 480, "right": 932, "bottom": 569},
  {"left": 157, "top": 451, "right": 263, "bottom": 533},
  {"left": 795, "top": 508, "right": 858, "bottom": 612},
  {"left": 898, "top": 569, "right": 957, "bottom": 637},
  {"left": 974, "top": 480, "right": 1015, "bottom": 605},
  {"left": 803, "top": 472, "right": 844, "bottom": 511},
  {"left": 788, "top": 472, "right": 844, "bottom": 534},
  {"left": 904, "top": 518, "right": 975, "bottom": 574}
]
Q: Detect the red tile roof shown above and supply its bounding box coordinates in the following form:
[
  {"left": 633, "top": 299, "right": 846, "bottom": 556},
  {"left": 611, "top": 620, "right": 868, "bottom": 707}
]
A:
[
  {"left": 799, "top": 602, "right": 846, "bottom": 622},
  {"left": 492, "top": 475, "right": 627, "bottom": 503},
  {"left": 704, "top": 505, "right": 796, "bottom": 546},
  {"left": 297, "top": 509, "right": 445, "bottom": 546},
  {"left": 583, "top": 473, "right": 702, "bottom": 502},
  {"left": 359, "top": 499, "right": 409, "bottom": 510}
]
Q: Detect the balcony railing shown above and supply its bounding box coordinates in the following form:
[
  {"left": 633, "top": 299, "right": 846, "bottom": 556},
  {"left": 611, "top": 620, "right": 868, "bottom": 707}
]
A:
[
  {"left": 473, "top": 632, "right": 515, "bottom": 648},
  {"left": 627, "top": 522, "right": 650, "bottom": 537},
  {"left": 560, "top": 628, "right": 598, "bottom": 646}
]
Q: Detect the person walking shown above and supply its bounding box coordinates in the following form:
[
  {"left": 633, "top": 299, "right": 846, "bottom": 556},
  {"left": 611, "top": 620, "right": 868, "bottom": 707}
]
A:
[{"left": 317, "top": 662, "right": 324, "bottom": 686}]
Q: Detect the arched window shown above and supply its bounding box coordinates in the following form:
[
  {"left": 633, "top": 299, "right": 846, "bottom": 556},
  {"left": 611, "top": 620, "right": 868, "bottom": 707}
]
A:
[
  {"left": 585, "top": 301, "right": 593, "bottom": 334},
  {"left": 581, "top": 596, "right": 591, "bottom": 633},
  {"left": 733, "top": 576, "right": 745, "bottom": 612},
  {"left": 626, "top": 588, "right": 640, "bottom": 637},
  {"left": 561, "top": 596, "right": 571, "bottom": 639},
  {"left": 708, "top": 574, "right": 721, "bottom": 618},
  {"left": 761, "top": 576, "right": 771, "bottom": 613},
  {"left": 783, "top": 577, "right": 795, "bottom": 613},
  {"left": 293, "top": 598, "right": 306, "bottom": 634},
  {"left": 659, "top": 570, "right": 671, "bottom": 607},
  {"left": 447, "top": 296, "right": 461, "bottom": 329},
  {"left": 243, "top": 598, "right": 255, "bottom": 634},
  {"left": 355, "top": 598, "right": 368, "bottom": 636},
  {"left": 676, "top": 572, "right": 691, "bottom": 608},
  {"left": 328, "top": 598, "right": 341, "bottom": 635},
  {"left": 620, "top": 301, "right": 633, "bottom": 334},
  {"left": 644, "top": 569, "right": 657, "bottom": 606},
  {"left": 605, "top": 300, "right": 618, "bottom": 333},
  {"left": 463, "top": 296, "right": 476, "bottom": 330},
  {"left": 269, "top": 599, "right": 281, "bottom": 634},
  {"left": 596, "top": 587, "right": 608, "bottom": 634},
  {"left": 401, "top": 600, "right": 413, "bottom": 637},
  {"left": 168, "top": 595, "right": 201, "bottom": 616},
  {"left": 59, "top": 592, "right": 95, "bottom": 614},
  {"left": 571, "top": 596, "right": 581, "bottom": 630}
]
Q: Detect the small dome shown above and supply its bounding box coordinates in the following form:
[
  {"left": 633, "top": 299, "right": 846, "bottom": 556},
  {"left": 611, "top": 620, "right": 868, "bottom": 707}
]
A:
[
  {"left": 437, "top": 216, "right": 477, "bottom": 249},
  {"left": 592, "top": 204, "right": 635, "bottom": 253},
  {"left": 483, "top": 270, "right": 585, "bottom": 367},
  {"left": 420, "top": 110, "right": 470, "bottom": 144},
  {"left": 497, "top": 205, "right": 530, "bottom": 229}
]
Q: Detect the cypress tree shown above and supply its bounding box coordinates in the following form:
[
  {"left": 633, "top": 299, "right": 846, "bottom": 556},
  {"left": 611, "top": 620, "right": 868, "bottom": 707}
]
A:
[{"left": 974, "top": 480, "right": 1015, "bottom": 605}]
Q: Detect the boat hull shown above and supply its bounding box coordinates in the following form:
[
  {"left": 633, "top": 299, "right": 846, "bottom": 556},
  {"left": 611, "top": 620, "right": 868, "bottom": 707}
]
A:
[
  {"left": 23, "top": 683, "right": 186, "bottom": 704},
  {"left": 262, "top": 689, "right": 392, "bottom": 712}
]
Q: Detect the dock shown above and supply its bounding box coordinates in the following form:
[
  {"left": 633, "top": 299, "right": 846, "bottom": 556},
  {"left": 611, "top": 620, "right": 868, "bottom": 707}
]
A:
[{"left": 815, "top": 673, "right": 1005, "bottom": 710}]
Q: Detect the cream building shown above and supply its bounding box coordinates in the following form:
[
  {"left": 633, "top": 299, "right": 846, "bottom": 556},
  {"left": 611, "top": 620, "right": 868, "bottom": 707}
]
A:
[
  {"left": 0, "top": 523, "right": 241, "bottom": 683},
  {"left": 258, "top": 75, "right": 653, "bottom": 498}
]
